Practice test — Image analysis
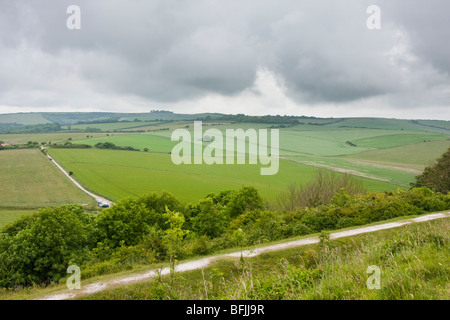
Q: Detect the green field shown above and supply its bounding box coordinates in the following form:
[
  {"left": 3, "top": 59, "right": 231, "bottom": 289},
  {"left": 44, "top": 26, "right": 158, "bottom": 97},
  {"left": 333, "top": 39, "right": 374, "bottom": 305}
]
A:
[
  {"left": 0, "top": 149, "right": 96, "bottom": 209},
  {"left": 0, "top": 113, "right": 50, "bottom": 125},
  {"left": 345, "top": 140, "right": 450, "bottom": 166},
  {"left": 75, "top": 133, "right": 176, "bottom": 153},
  {"left": 47, "top": 148, "right": 395, "bottom": 204},
  {"left": 353, "top": 133, "right": 448, "bottom": 149},
  {"left": 0, "top": 210, "right": 35, "bottom": 230},
  {"left": 42, "top": 120, "right": 450, "bottom": 201},
  {"left": 2, "top": 113, "right": 449, "bottom": 210},
  {"left": 61, "top": 121, "right": 164, "bottom": 131},
  {"left": 0, "top": 132, "right": 111, "bottom": 145}
]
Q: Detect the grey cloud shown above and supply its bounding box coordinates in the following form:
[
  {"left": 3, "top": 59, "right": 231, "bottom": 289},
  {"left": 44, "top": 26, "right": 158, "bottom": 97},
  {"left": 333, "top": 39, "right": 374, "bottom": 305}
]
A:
[{"left": 0, "top": 0, "right": 449, "bottom": 116}]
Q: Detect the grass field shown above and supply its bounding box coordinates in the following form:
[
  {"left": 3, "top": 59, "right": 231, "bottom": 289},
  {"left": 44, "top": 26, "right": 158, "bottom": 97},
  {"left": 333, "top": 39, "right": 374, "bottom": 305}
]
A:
[
  {"left": 345, "top": 140, "right": 450, "bottom": 166},
  {"left": 47, "top": 148, "right": 396, "bottom": 204},
  {"left": 75, "top": 133, "right": 176, "bottom": 153},
  {"left": 1, "top": 114, "right": 449, "bottom": 212},
  {"left": 61, "top": 121, "right": 164, "bottom": 131},
  {"left": 352, "top": 133, "right": 448, "bottom": 149},
  {"left": 0, "top": 149, "right": 96, "bottom": 209},
  {"left": 0, "top": 210, "right": 35, "bottom": 230},
  {"left": 42, "top": 120, "right": 449, "bottom": 202},
  {"left": 0, "top": 132, "right": 112, "bottom": 145},
  {"left": 0, "top": 113, "right": 50, "bottom": 125}
]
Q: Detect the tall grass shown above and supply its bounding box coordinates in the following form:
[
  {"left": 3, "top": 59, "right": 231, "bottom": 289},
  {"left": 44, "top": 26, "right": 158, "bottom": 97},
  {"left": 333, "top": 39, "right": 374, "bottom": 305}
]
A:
[{"left": 77, "top": 218, "right": 449, "bottom": 300}]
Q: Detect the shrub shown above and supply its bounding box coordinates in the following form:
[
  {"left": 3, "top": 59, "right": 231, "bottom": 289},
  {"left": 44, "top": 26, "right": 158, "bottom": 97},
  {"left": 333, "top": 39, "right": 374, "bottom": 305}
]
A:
[
  {"left": 190, "top": 198, "right": 229, "bottom": 238},
  {"left": 0, "top": 205, "right": 96, "bottom": 288},
  {"left": 96, "top": 192, "right": 182, "bottom": 248},
  {"left": 226, "top": 186, "right": 264, "bottom": 218},
  {"left": 301, "top": 209, "right": 338, "bottom": 232},
  {"left": 412, "top": 147, "right": 450, "bottom": 193}
]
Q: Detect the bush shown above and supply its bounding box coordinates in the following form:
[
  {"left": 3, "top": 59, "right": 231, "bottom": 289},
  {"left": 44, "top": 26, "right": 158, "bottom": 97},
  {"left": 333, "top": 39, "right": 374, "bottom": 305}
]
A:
[
  {"left": 0, "top": 205, "right": 96, "bottom": 288},
  {"left": 96, "top": 192, "right": 182, "bottom": 248},
  {"left": 412, "top": 147, "right": 450, "bottom": 194},
  {"left": 301, "top": 209, "right": 338, "bottom": 232},
  {"left": 225, "top": 186, "right": 264, "bottom": 218},
  {"left": 190, "top": 198, "right": 229, "bottom": 238},
  {"left": 185, "top": 235, "right": 214, "bottom": 256}
]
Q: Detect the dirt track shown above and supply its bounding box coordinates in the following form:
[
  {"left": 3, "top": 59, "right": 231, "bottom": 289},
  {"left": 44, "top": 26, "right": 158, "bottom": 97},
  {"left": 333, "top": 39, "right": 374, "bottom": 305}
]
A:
[
  {"left": 37, "top": 211, "right": 449, "bottom": 300},
  {"left": 43, "top": 147, "right": 113, "bottom": 207}
]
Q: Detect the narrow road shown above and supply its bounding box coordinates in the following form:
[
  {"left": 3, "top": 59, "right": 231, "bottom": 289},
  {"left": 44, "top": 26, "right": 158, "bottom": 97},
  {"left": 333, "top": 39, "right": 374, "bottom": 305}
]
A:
[
  {"left": 37, "top": 211, "right": 449, "bottom": 300},
  {"left": 42, "top": 147, "right": 113, "bottom": 207}
]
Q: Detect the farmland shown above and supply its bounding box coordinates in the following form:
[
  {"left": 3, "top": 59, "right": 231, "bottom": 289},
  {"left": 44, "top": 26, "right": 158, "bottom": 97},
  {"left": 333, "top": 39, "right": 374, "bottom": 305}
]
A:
[
  {"left": 1, "top": 113, "right": 449, "bottom": 208},
  {"left": 48, "top": 148, "right": 322, "bottom": 203},
  {"left": 47, "top": 120, "right": 449, "bottom": 196},
  {"left": 0, "top": 149, "right": 96, "bottom": 210}
]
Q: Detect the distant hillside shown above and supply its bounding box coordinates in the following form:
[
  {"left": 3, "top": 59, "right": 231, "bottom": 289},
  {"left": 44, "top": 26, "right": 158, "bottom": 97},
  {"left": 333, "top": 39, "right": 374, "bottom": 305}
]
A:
[{"left": 0, "top": 111, "right": 449, "bottom": 134}]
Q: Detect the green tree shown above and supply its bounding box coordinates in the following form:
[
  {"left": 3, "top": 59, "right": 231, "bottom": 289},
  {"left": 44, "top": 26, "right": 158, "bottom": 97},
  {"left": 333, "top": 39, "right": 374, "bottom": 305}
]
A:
[
  {"left": 191, "top": 198, "right": 229, "bottom": 238},
  {"left": 226, "top": 186, "right": 264, "bottom": 218},
  {"left": 412, "top": 147, "right": 450, "bottom": 194},
  {"left": 0, "top": 205, "right": 96, "bottom": 288},
  {"left": 95, "top": 191, "right": 182, "bottom": 247},
  {"left": 96, "top": 198, "right": 149, "bottom": 247}
]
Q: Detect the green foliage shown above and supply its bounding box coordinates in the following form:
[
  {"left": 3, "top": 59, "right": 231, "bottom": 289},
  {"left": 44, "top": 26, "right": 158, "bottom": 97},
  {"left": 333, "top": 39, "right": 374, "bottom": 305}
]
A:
[
  {"left": 412, "top": 147, "right": 450, "bottom": 193},
  {"left": 0, "top": 205, "right": 96, "bottom": 288},
  {"left": 225, "top": 186, "right": 264, "bottom": 219},
  {"left": 248, "top": 261, "right": 323, "bottom": 300},
  {"left": 95, "top": 192, "right": 181, "bottom": 248},
  {"left": 1, "top": 185, "right": 450, "bottom": 290},
  {"left": 95, "top": 198, "right": 152, "bottom": 248},
  {"left": 190, "top": 198, "right": 229, "bottom": 238},
  {"left": 51, "top": 143, "right": 92, "bottom": 149},
  {"left": 94, "top": 141, "right": 140, "bottom": 151}
]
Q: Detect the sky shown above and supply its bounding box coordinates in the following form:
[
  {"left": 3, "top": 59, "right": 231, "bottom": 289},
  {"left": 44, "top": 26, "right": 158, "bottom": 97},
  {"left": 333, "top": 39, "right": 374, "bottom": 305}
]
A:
[{"left": 0, "top": 0, "right": 449, "bottom": 120}]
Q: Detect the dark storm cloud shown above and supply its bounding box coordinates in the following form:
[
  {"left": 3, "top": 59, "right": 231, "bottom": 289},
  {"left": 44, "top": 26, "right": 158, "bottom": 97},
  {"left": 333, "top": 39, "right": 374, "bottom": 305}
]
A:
[{"left": 0, "top": 0, "right": 449, "bottom": 116}]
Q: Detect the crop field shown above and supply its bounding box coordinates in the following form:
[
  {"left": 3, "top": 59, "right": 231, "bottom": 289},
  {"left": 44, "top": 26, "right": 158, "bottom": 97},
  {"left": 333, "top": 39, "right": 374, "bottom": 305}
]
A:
[
  {"left": 0, "top": 210, "right": 35, "bottom": 230},
  {"left": 352, "top": 133, "right": 448, "bottom": 149},
  {"left": 344, "top": 140, "right": 450, "bottom": 166},
  {"left": 47, "top": 148, "right": 317, "bottom": 202},
  {"left": 0, "top": 113, "right": 50, "bottom": 125},
  {"left": 0, "top": 132, "right": 111, "bottom": 145},
  {"left": 47, "top": 147, "right": 396, "bottom": 204},
  {"left": 0, "top": 149, "right": 96, "bottom": 209},
  {"left": 2, "top": 113, "right": 449, "bottom": 209},
  {"left": 75, "top": 133, "right": 176, "bottom": 153},
  {"left": 61, "top": 121, "right": 165, "bottom": 131}
]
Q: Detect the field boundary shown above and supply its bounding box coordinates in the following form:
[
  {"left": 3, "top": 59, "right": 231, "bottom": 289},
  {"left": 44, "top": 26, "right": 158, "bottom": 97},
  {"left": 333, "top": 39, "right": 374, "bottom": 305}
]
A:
[{"left": 37, "top": 211, "right": 450, "bottom": 300}]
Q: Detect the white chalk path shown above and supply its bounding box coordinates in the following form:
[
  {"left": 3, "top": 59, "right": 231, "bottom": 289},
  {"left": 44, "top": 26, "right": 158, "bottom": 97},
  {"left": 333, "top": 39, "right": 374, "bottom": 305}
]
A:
[
  {"left": 42, "top": 147, "right": 113, "bottom": 206},
  {"left": 38, "top": 211, "right": 449, "bottom": 300}
]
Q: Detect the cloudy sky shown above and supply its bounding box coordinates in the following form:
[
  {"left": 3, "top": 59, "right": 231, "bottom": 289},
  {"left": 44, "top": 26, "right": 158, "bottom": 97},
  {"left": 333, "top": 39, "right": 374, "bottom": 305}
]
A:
[{"left": 0, "top": 0, "right": 449, "bottom": 119}]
